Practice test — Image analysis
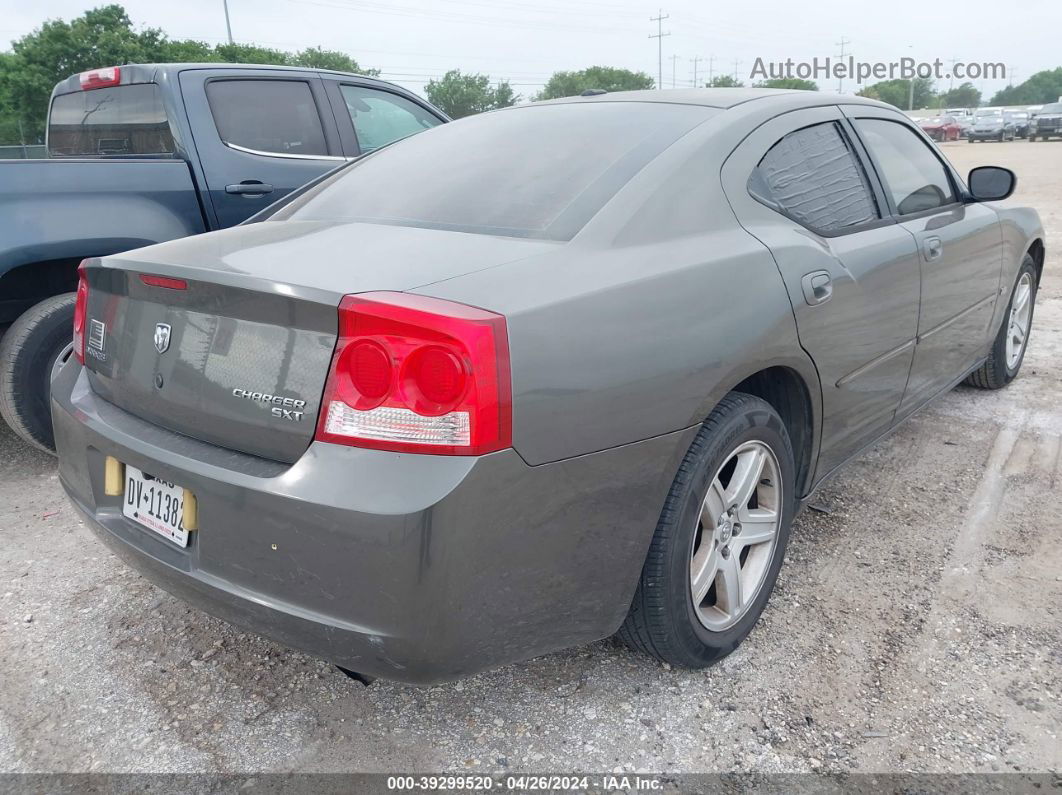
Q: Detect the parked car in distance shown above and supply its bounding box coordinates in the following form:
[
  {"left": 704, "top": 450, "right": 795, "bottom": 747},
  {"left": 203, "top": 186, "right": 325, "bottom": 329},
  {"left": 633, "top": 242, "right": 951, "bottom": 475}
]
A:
[
  {"left": 1006, "top": 111, "right": 1031, "bottom": 138},
  {"left": 918, "top": 114, "right": 963, "bottom": 141},
  {"left": 968, "top": 109, "right": 1016, "bottom": 141},
  {"left": 0, "top": 63, "right": 447, "bottom": 455},
  {"left": 53, "top": 89, "right": 1045, "bottom": 684},
  {"left": 1030, "top": 102, "right": 1062, "bottom": 140}
]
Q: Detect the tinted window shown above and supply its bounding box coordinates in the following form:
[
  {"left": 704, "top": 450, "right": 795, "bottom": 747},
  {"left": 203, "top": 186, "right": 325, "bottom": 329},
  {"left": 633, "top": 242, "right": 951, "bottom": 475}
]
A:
[
  {"left": 275, "top": 102, "right": 714, "bottom": 240},
  {"left": 854, "top": 118, "right": 956, "bottom": 215},
  {"left": 339, "top": 85, "right": 441, "bottom": 153},
  {"left": 48, "top": 84, "right": 174, "bottom": 157},
  {"left": 748, "top": 122, "right": 879, "bottom": 233},
  {"left": 206, "top": 80, "right": 328, "bottom": 156}
]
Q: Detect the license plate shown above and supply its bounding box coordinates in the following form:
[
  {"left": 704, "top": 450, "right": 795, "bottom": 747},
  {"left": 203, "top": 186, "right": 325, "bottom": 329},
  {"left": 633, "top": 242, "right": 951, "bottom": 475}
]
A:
[{"left": 122, "top": 465, "right": 190, "bottom": 547}]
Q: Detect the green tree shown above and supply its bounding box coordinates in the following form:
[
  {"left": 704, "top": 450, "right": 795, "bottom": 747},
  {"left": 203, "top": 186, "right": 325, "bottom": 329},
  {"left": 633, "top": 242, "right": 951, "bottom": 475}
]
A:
[
  {"left": 708, "top": 75, "right": 744, "bottom": 88},
  {"left": 536, "top": 66, "right": 653, "bottom": 99},
  {"left": 857, "top": 77, "right": 936, "bottom": 110},
  {"left": 424, "top": 70, "right": 518, "bottom": 118},
  {"left": 292, "top": 46, "right": 377, "bottom": 75},
  {"left": 754, "top": 77, "right": 818, "bottom": 91},
  {"left": 0, "top": 5, "right": 381, "bottom": 144},
  {"left": 938, "top": 81, "right": 981, "bottom": 108},
  {"left": 990, "top": 68, "right": 1062, "bottom": 105},
  {"left": 0, "top": 5, "right": 172, "bottom": 141}
]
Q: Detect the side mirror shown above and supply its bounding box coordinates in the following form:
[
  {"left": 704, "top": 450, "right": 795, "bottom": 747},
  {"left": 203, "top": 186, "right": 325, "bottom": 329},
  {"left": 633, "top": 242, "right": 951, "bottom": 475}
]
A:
[{"left": 968, "top": 166, "right": 1016, "bottom": 202}]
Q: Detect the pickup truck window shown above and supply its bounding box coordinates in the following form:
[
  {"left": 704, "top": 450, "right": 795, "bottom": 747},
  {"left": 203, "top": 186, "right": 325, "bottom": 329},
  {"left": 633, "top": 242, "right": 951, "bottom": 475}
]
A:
[
  {"left": 48, "top": 84, "right": 174, "bottom": 157},
  {"left": 206, "top": 79, "right": 328, "bottom": 157},
  {"left": 339, "top": 85, "right": 442, "bottom": 153}
]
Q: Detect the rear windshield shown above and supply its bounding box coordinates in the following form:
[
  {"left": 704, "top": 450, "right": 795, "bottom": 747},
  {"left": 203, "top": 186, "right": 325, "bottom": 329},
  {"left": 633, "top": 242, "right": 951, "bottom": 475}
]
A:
[
  {"left": 48, "top": 83, "right": 174, "bottom": 157},
  {"left": 274, "top": 102, "right": 714, "bottom": 240}
]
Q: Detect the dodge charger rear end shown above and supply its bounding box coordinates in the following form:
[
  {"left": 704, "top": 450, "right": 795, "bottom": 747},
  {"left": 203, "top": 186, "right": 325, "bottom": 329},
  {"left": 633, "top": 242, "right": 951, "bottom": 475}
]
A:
[{"left": 52, "top": 90, "right": 1044, "bottom": 684}]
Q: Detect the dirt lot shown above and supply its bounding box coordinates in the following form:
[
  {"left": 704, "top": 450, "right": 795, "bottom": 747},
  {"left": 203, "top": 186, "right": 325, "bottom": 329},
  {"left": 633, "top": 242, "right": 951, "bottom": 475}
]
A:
[{"left": 0, "top": 140, "right": 1060, "bottom": 776}]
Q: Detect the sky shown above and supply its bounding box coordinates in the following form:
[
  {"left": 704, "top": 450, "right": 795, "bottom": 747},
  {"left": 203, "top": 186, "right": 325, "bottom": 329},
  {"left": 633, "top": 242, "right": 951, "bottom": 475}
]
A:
[{"left": 1, "top": 0, "right": 1059, "bottom": 102}]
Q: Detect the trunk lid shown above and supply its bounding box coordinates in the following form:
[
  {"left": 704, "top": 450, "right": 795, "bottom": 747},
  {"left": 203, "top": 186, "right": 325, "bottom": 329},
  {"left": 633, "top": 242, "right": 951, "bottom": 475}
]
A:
[{"left": 84, "top": 220, "right": 554, "bottom": 462}]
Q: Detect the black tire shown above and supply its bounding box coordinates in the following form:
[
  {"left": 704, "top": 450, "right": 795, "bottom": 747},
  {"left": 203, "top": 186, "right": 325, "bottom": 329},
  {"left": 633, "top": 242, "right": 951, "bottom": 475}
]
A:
[
  {"left": 1030, "top": 136, "right": 1038, "bottom": 142},
  {"left": 0, "top": 294, "right": 76, "bottom": 453},
  {"left": 965, "top": 255, "right": 1038, "bottom": 390},
  {"left": 619, "top": 392, "right": 797, "bottom": 668}
]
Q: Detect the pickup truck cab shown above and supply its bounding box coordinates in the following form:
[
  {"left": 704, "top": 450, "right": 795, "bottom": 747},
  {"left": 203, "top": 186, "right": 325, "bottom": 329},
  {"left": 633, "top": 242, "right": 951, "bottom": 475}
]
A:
[{"left": 0, "top": 63, "right": 447, "bottom": 451}]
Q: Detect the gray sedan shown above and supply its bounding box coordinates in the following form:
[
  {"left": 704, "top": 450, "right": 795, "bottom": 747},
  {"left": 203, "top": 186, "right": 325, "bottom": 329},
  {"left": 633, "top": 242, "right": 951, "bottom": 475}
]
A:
[{"left": 52, "top": 89, "right": 1044, "bottom": 684}]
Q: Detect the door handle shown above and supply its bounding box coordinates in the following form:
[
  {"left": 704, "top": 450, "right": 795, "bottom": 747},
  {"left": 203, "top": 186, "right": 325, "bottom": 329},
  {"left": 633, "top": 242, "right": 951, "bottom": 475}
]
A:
[
  {"left": 800, "top": 270, "right": 833, "bottom": 306},
  {"left": 225, "top": 181, "right": 274, "bottom": 196},
  {"left": 923, "top": 236, "right": 943, "bottom": 262}
]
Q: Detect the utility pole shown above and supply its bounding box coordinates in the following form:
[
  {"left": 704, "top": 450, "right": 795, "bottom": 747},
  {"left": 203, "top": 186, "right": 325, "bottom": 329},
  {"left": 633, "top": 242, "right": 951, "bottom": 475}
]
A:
[
  {"left": 690, "top": 56, "right": 702, "bottom": 87},
  {"left": 949, "top": 57, "right": 958, "bottom": 91},
  {"left": 649, "top": 10, "right": 670, "bottom": 90},
  {"left": 835, "top": 37, "right": 850, "bottom": 94},
  {"left": 732, "top": 59, "right": 743, "bottom": 84},
  {"left": 669, "top": 54, "right": 680, "bottom": 88},
  {"left": 222, "top": 0, "right": 234, "bottom": 45},
  {"left": 708, "top": 54, "right": 715, "bottom": 86}
]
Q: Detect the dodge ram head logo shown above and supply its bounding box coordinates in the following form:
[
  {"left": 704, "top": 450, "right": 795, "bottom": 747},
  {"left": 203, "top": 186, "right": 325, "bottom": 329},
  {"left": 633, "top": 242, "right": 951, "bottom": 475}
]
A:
[{"left": 153, "top": 323, "right": 171, "bottom": 354}]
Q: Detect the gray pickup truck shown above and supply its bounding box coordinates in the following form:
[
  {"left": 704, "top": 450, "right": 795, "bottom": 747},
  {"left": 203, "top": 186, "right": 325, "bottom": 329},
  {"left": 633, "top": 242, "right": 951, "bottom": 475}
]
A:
[{"left": 0, "top": 63, "right": 446, "bottom": 452}]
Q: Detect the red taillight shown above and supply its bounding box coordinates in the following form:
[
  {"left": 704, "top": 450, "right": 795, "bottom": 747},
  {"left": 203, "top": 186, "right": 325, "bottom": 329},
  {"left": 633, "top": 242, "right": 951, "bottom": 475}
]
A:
[
  {"left": 315, "top": 292, "right": 512, "bottom": 456},
  {"left": 139, "top": 274, "right": 187, "bottom": 290},
  {"left": 79, "top": 66, "right": 120, "bottom": 90},
  {"left": 73, "top": 262, "right": 89, "bottom": 365}
]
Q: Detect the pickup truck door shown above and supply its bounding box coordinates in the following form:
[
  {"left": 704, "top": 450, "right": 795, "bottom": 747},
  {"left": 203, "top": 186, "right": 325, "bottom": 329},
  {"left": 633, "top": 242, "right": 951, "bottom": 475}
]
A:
[{"left": 179, "top": 69, "right": 347, "bottom": 228}]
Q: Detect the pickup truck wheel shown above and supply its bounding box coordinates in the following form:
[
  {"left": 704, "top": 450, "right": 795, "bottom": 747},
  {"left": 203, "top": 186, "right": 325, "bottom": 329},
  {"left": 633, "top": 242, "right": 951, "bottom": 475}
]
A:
[
  {"left": 965, "top": 256, "right": 1037, "bottom": 390},
  {"left": 0, "top": 293, "right": 76, "bottom": 454},
  {"left": 618, "top": 392, "right": 796, "bottom": 668}
]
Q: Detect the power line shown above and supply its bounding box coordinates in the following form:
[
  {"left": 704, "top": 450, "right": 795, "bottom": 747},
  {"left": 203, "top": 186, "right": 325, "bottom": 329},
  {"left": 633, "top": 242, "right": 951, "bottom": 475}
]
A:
[{"left": 648, "top": 9, "right": 670, "bottom": 90}]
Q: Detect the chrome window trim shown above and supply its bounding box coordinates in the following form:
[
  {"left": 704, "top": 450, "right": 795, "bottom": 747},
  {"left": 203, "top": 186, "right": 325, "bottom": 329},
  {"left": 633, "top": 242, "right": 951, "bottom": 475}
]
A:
[{"left": 223, "top": 141, "right": 349, "bottom": 162}]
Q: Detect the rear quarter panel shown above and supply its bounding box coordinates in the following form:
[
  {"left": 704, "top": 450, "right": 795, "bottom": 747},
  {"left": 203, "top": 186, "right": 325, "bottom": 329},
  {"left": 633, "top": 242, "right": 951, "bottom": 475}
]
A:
[
  {"left": 989, "top": 205, "right": 1045, "bottom": 333},
  {"left": 417, "top": 111, "right": 821, "bottom": 468}
]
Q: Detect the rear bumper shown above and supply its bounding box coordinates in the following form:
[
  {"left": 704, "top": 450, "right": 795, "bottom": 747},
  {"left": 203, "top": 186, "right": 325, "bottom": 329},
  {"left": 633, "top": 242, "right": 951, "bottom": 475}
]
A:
[
  {"left": 968, "top": 130, "right": 1004, "bottom": 140},
  {"left": 52, "top": 362, "right": 693, "bottom": 684}
]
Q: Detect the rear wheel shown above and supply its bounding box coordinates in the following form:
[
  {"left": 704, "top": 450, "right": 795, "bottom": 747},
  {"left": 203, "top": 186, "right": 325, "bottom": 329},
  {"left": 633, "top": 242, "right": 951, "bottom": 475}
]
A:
[
  {"left": 0, "top": 294, "right": 76, "bottom": 453},
  {"left": 619, "top": 393, "right": 796, "bottom": 668},
  {"left": 966, "top": 256, "right": 1037, "bottom": 390}
]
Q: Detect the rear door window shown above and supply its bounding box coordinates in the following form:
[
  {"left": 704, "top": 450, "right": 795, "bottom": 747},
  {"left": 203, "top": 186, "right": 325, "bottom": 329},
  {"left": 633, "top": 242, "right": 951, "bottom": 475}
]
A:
[
  {"left": 206, "top": 79, "right": 328, "bottom": 157},
  {"left": 853, "top": 118, "right": 956, "bottom": 215},
  {"left": 339, "top": 85, "right": 442, "bottom": 153},
  {"left": 48, "top": 83, "right": 174, "bottom": 156},
  {"left": 748, "top": 122, "right": 879, "bottom": 233}
]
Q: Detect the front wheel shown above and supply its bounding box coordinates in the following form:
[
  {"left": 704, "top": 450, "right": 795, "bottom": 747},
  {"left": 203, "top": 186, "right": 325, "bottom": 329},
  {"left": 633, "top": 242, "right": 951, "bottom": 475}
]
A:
[
  {"left": 966, "top": 256, "right": 1037, "bottom": 390},
  {"left": 619, "top": 393, "right": 796, "bottom": 668},
  {"left": 0, "top": 293, "right": 76, "bottom": 453}
]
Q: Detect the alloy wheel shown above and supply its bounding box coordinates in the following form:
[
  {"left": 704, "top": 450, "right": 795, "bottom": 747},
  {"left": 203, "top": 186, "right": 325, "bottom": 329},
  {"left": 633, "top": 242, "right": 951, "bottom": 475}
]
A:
[
  {"left": 689, "top": 440, "right": 782, "bottom": 631},
  {"left": 1006, "top": 272, "right": 1034, "bottom": 370}
]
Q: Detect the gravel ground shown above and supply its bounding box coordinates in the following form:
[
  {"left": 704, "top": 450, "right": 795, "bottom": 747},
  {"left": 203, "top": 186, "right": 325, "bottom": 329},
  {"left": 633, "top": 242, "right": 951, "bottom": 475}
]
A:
[{"left": 1, "top": 141, "right": 1060, "bottom": 776}]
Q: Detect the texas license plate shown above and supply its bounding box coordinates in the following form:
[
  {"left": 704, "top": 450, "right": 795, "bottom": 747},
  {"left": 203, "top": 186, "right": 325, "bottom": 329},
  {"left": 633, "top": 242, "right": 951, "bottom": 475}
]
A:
[{"left": 122, "top": 465, "right": 189, "bottom": 547}]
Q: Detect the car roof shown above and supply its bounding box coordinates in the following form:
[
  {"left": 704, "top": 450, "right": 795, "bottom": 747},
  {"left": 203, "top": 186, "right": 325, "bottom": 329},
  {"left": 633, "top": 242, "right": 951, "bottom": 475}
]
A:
[{"left": 533, "top": 87, "right": 893, "bottom": 111}]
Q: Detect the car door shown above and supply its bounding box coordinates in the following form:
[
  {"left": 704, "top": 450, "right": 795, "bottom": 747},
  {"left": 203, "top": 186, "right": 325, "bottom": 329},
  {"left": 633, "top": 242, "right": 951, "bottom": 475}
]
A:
[
  {"left": 722, "top": 106, "right": 921, "bottom": 479},
  {"left": 323, "top": 79, "right": 445, "bottom": 157},
  {"left": 179, "top": 69, "right": 347, "bottom": 228},
  {"left": 846, "top": 108, "right": 1004, "bottom": 416}
]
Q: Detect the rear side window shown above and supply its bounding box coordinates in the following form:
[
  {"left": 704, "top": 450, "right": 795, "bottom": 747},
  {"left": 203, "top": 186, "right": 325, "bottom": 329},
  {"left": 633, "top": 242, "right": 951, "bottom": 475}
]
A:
[
  {"left": 853, "top": 118, "right": 956, "bottom": 215},
  {"left": 748, "top": 122, "right": 879, "bottom": 233},
  {"left": 275, "top": 102, "right": 714, "bottom": 240},
  {"left": 48, "top": 84, "right": 174, "bottom": 157},
  {"left": 206, "top": 80, "right": 328, "bottom": 157},
  {"left": 339, "top": 85, "right": 441, "bottom": 153}
]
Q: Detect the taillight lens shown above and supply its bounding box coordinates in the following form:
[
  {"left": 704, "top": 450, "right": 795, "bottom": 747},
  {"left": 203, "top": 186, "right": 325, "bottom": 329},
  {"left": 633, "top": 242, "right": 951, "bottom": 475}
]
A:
[
  {"left": 73, "top": 262, "right": 89, "bottom": 365},
  {"left": 315, "top": 292, "right": 512, "bottom": 456},
  {"left": 79, "top": 66, "right": 120, "bottom": 90}
]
